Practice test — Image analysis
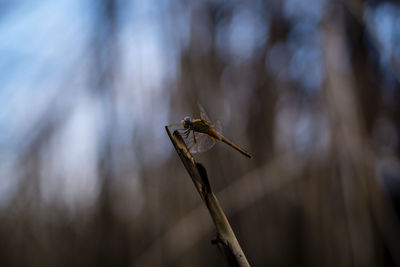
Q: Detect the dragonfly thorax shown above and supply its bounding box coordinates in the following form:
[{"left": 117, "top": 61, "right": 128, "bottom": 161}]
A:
[{"left": 181, "top": 116, "right": 193, "bottom": 129}]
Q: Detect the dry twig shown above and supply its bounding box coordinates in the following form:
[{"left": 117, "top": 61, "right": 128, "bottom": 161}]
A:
[{"left": 165, "top": 126, "right": 250, "bottom": 267}]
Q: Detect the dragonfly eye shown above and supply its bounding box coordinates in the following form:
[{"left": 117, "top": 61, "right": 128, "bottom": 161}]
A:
[{"left": 181, "top": 116, "right": 192, "bottom": 129}]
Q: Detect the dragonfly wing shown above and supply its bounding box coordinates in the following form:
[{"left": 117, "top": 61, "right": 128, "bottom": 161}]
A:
[
  {"left": 182, "top": 130, "right": 195, "bottom": 148},
  {"left": 191, "top": 132, "right": 216, "bottom": 153},
  {"left": 183, "top": 130, "right": 215, "bottom": 154},
  {"left": 198, "top": 103, "right": 212, "bottom": 123}
]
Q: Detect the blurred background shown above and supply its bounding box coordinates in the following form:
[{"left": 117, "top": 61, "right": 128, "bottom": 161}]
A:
[{"left": 1, "top": 0, "right": 400, "bottom": 266}]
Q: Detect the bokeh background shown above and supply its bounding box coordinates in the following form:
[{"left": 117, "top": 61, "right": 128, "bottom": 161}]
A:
[{"left": 1, "top": 0, "right": 400, "bottom": 266}]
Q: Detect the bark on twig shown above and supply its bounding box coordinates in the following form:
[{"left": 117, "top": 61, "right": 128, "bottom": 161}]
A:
[{"left": 165, "top": 126, "right": 250, "bottom": 267}]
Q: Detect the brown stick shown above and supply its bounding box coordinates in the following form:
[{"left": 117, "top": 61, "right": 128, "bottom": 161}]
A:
[{"left": 165, "top": 126, "right": 251, "bottom": 267}]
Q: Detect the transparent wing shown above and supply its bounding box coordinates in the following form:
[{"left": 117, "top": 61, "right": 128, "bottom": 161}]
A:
[
  {"left": 182, "top": 130, "right": 196, "bottom": 148},
  {"left": 198, "top": 103, "right": 211, "bottom": 123},
  {"left": 192, "top": 132, "right": 216, "bottom": 153},
  {"left": 183, "top": 130, "right": 216, "bottom": 154}
]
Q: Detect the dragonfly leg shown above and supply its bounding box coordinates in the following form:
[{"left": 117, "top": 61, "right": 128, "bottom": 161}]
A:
[
  {"left": 175, "top": 128, "right": 190, "bottom": 137},
  {"left": 188, "top": 133, "right": 197, "bottom": 151},
  {"left": 183, "top": 129, "right": 191, "bottom": 138},
  {"left": 193, "top": 131, "right": 197, "bottom": 144}
]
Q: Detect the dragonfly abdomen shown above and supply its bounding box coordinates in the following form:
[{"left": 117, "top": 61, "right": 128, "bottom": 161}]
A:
[{"left": 218, "top": 134, "right": 252, "bottom": 158}]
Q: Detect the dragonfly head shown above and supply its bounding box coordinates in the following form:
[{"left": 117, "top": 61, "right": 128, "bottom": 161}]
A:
[{"left": 181, "top": 116, "right": 192, "bottom": 129}]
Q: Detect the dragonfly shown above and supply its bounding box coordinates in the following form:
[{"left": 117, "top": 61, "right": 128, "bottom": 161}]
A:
[{"left": 171, "top": 104, "right": 251, "bottom": 158}]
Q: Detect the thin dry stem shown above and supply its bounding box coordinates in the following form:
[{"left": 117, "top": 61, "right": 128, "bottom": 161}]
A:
[{"left": 165, "top": 126, "right": 250, "bottom": 267}]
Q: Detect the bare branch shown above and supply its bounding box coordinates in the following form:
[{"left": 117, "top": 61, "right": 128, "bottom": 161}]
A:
[{"left": 165, "top": 126, "right": 251, "bottom": 267}]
